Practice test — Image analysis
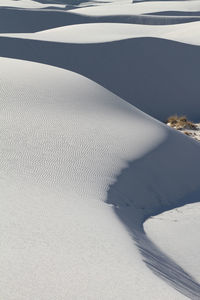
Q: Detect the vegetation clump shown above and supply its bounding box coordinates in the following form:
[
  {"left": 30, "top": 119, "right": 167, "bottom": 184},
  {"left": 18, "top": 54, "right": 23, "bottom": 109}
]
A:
[{"left": 166, "top": 115, "right": 197, "bottom": 130}]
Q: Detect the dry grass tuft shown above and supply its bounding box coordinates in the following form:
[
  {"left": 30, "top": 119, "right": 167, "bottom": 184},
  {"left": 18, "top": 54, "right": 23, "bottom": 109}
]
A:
[
  {"left": 166, "top": 115, "right": 197, "bottom": 130},
  {"left": 184, "top": 131, "right": 193, "bottom": 136}
]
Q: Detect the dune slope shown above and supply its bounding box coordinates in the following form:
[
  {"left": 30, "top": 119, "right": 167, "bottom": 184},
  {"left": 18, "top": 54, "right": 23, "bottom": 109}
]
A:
[
  {"left": 1, "top": 0, "right": 200, "bottom": 299},
  {"left": 0, "top": 57, "right": 191, "bottom": 300},
  {"left": 1, "top": 7, "right": 198, "bottom": 35},
  {"left": 0, "top": 36, "right": 200, "bottom": 121},
  {"left": 3, "top": 21, "right": 200, "bottom": 45}
]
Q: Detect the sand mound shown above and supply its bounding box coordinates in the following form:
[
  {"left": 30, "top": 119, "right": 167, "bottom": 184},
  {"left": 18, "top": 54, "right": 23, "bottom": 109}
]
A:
[{"left": 1, "top": 0, "right": 200, "bottom": 299}]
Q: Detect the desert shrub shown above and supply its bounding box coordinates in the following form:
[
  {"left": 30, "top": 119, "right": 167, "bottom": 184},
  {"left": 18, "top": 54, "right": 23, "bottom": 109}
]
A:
[
  {"left": 184, "top": 131, "right": 192, "bottom": 136},
  {"left": 166, "top": 115, "right": 197, "bottom": 130},
  {"left": 166, "top": 115, "right": 178, "bottom": 124}
]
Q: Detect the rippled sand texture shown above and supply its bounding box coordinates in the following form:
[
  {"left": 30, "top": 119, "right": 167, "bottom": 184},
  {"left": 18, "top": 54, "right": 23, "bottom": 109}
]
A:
[{"left": 0, "top": 1, "right": 200, "bottom": 299}]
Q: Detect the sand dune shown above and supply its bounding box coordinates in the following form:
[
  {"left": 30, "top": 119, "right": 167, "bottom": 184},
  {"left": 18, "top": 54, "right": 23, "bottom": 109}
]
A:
[
  {"left": 0, "top": 0, "right": 65, "bottom": 9},
  {"left": 0, "top": 57, "right": 190, "bottom": 300},
  {"left": 147, "top": 10, "right": 200, "bottom": 17},
  {"left": 0, "top": 54, "right": 200, "bottom": 300},
  {"left": 3, "top": 21, "right": 200, "bottom": 45},
  {"left": 1, "top": 7, "right": 198, "bottom": 35},
  {"left": 74, "top": 1, "right": 200, "bottom": 16},
  {"left": 0, "top": 36, "right": 200, "bottom": 121},
  {"left": 1, "top": 0, "right": 200, "bottom": 299},
  {"left": 145, "top": 202, "right": 200, "bottom": 284}
]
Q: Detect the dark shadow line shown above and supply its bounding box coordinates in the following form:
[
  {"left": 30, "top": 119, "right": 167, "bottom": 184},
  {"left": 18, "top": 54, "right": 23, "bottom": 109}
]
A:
[
  {"left": 0, "top": 6, "right": 200, "bottom": 34},
  {"left": 0, "top": 36, "right": 200, "bottom": 122},
  {"left": 106, "top": 132, "right": 200, "bottom": 298}
]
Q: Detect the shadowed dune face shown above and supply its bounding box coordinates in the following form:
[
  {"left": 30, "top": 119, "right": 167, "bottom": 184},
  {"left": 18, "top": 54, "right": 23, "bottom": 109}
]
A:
[
  {"left": 107, "top": 131, "right": 200, "bottom": 221},
  {"left": 0, "top": 57, "right": 180, "bottom": 300},
  {"left": 107, "top": 131, "right": 200, "bottom": 298},
  {"left": 133, "top": 228, "right": 200, "bottom": 299},
  {"left": 146, "top": 10, "right": 200, "bottom": 16},
  {"left": 0, "top": 36, "right": 200, "bottom": 121},
  {"left": 0, "top": 7, "right": 199, "bottom": 34},
  {"left": 0, "top": 8, "right": 91, "bottom": 33}
]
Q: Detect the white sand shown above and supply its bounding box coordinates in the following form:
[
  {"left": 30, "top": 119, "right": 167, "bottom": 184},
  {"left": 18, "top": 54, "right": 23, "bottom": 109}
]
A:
[
  {"left": 145, "top": 202, "right": 200, "bottom": 283},
  {"left": 0, "top": 57, "right": 181, "bottom": 300},
  {"left": 0, "top": 0, "right": 65, "bottom": 9},
  {"left": 0, "top": 0, "right": 200, "bottom": 299},
  {"left": 74, "top": 1, "right": 200, "bottom": 16},
  {"left": 3, "top": 21, "right": 200, "bottom": 45}
]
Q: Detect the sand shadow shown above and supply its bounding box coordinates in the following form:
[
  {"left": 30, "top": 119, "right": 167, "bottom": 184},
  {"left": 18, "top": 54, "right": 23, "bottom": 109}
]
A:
[
  {"left": 35, "top": 0, "right": 92, "bottom": 4},
  {"left": 0, "top": 7, "right": 199, "bottom": 34},
  {"left": 0, "top": 37, "right": 200, "bottom": 121},
  {"left": 146, "top": 11, "right": 200, "bottom": 16},
  {"left": 107, "top": 131, "right": 200, "bottom": 298}
]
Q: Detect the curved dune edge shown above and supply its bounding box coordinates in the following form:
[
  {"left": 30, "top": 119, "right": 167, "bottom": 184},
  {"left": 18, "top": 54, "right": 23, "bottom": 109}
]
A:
[
  {"left": 1, "top": 0, "right": 200, "bottom": 299},
  {"left": 1, "top": 7, "right": 199, "bottom": 36},
  {"left": 0, "top": 36, "right": 200, "bottom": 122},
  {"left": 144, "top": 202, "right": 200, "bottom": 285},
  {"left": 0, "top": 0, "right": 65, "bottom": 9},
  {"left": 74, "top": 1, "right": 200, "bottom": 16},
  {"left": 107, "top": 130, "right": 200, "bottom": 298},
  {"left": 0, "top": 58, "right": 200, "bottom": 299},
  {"left": 0, "top": 57, "right": 186, "bottom": 300},
  {"left": 2, "top": 21, "right": 200, "bottom": 45},
  {"left": 0, "top": 56, "right": 200, "bottom": 299}
]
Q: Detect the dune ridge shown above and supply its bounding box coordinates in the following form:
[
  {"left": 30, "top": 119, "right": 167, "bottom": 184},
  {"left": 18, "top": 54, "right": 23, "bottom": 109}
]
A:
[
  {"left": 1, "top": 7, "right": 199, "bottom": 35},
  {"left": 0, "top": 36, "right": 200, "bottom": 122},
  {"left": 0, "top": 56, "right": 186, "bottom": 300},
  {"left": 2, "top": 21, "right": 200, "bottom": 45},
  {"left": 0, "top": 0, "right": 200, "bottom": 299}
]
